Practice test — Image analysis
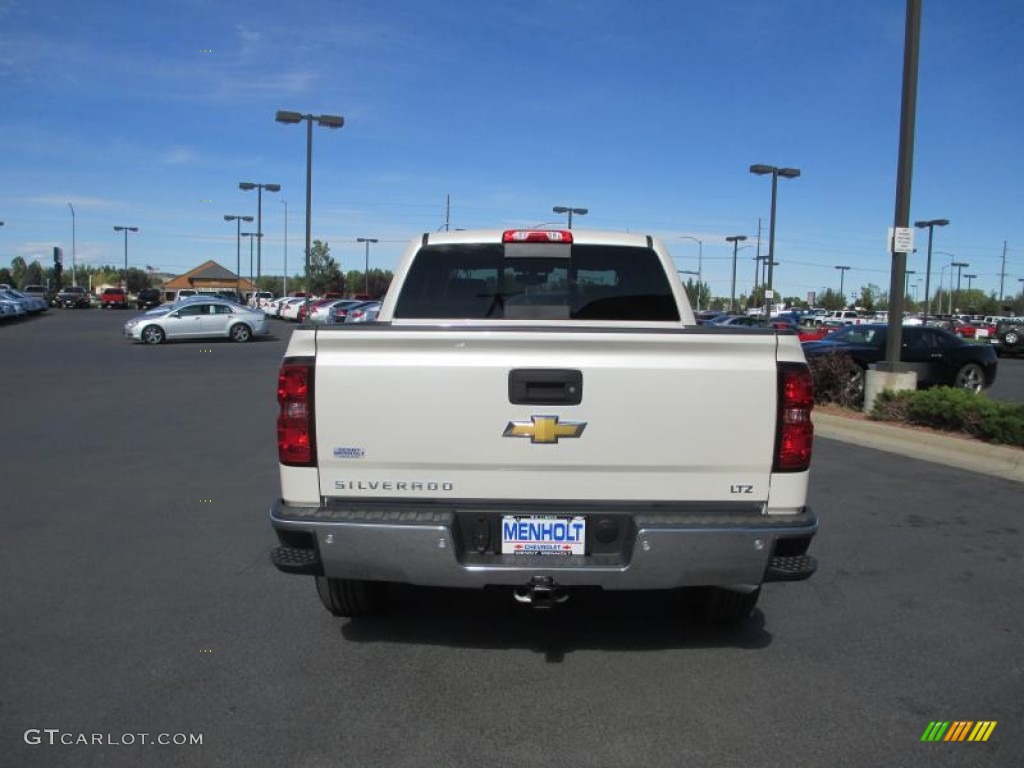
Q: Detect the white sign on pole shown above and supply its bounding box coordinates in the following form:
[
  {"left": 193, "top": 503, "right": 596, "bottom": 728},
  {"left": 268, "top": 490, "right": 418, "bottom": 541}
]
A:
[{"left": 889, "top": 227, "right": 914, "bottom": 254}]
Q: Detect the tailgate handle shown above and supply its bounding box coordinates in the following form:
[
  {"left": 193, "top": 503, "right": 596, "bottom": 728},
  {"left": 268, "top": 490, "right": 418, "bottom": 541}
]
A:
[{"left": 508, "top": 369, "right": 583, "bottom": 405}]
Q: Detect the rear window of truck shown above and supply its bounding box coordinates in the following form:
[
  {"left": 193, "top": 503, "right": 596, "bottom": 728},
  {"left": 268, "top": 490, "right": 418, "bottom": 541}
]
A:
[{"left": 393, "top": 243, "right": 679, "bottom": 321}]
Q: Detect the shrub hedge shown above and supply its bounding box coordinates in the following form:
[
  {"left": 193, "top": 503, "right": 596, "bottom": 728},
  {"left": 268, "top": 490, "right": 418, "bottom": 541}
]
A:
[
  {"left": 806, "top": 352, "right": 863, "bottom": 409},
  {"left": 869, "top": 387, "right": 1024, "bottom": 447}
]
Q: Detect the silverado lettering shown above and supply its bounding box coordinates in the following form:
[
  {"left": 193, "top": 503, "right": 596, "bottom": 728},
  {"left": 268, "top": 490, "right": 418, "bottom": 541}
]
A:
[{"left": 332, "top": 480, "right": 455, "bottom": 492}]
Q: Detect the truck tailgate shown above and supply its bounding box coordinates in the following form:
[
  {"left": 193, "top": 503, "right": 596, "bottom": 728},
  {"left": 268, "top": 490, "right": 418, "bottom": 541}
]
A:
[{"left": 312, "top": 327, "right": 780, "bottom": 503}]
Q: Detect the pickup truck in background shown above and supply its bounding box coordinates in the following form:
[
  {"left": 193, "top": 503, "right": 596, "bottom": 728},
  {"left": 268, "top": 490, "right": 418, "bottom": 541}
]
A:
[
  {"left": 55, "top": 285, "right": 92, "bottom": 308},
  {"left": 99, "top": 288, "right": 129, "bottom": 309},
  {"left": 270, "top": 229, "right": 818, "bottom": 624}
]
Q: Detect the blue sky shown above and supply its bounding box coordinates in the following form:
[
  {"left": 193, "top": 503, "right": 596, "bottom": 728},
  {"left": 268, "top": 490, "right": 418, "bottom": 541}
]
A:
[{"left": 1, "top": 0, "right": 1021, "bottom": 303}]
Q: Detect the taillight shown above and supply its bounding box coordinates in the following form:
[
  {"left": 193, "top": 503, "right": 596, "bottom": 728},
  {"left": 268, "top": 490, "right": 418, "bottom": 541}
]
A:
[
  {"left": 277, "top": 358, "right": 316, "bottom": 466},
  {"left": 774, "top": 363, "right": 814, "bottom": 472}
]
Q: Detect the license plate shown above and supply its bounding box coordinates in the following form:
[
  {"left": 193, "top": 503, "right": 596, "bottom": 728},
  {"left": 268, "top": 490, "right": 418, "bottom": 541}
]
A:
[{"left": 501, "top": 515, "right": 585, "bottom": 556}]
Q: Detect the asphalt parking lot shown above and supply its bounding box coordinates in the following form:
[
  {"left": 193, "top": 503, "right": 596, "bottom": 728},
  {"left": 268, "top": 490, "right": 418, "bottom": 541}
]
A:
[{"left": 1, "top": 308, "right": 1021, "bottom": 768}]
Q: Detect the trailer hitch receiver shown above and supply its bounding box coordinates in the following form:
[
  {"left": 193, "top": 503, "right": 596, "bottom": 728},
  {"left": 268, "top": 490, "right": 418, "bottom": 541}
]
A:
[{"left": 513, "top": 576, "right": 568, "bottom": 609}]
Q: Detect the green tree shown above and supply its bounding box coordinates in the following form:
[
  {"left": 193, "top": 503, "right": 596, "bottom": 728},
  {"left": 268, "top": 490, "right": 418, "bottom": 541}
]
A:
[
  {"left": 125, "top": 268, "right": 151, "bottom": 293},
  {"left": 680, "top": 278, "right": 712, "bottom": 310},
  {"left": 855, "top": 283, "right": 885, "bottom": 312},
  {"left": 0, "top": 267, "right": 12, "bottom": 286},
  {"left": 307, "top": 240, "right": 343, "bottom": 294},
  {"left": 10, "top": 256, "right": 27, "bottom": 287},
  {"left": 815, "top": 288, "right": 846, "bottom": 310},
  {"left": 23, "top": 260, "right": 44, "bottom": 287}
]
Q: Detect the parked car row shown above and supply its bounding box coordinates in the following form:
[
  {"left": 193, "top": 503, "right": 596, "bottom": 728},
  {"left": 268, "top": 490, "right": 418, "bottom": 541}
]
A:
[
  {"left": 265, "top": 296, "right": 382, "bottom": 324},
  {"left": 1, "top": 285, "right": 49, "bottom": 320}
]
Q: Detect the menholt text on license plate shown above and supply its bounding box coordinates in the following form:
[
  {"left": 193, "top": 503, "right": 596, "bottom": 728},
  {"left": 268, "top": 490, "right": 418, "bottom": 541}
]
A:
[{"left": 501, "top": 515, "right": 586, "bottom": 556}]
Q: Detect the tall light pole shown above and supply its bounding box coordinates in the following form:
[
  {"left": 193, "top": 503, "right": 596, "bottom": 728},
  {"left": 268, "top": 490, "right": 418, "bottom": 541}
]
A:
[
  {"left": 963, "top": 273, "right": 976, "bottom": 293},
  {"left": 239, "top": 182, "right": 280, "bottom": 287},
  {"left": 276, "top": 110, "right": 345, "bottom": 304},
  {"left": 914, "top": 218, "right": 949, "bottom": 323},
  {"left": 904, "top": 269, "right": 915, "bottom": 302},
  {"left": 935, "top": 251, "right": 957, "bottom": 316},
  {"left": 835, "top": 265, "right": 851, "bottom": 306},
  {"left": 113, "top": 226, "right": 138, "bottom": 291},
  {"left": 951, "top": 261, "right": 969, "bottom": 313},
  {"left": 67, "top": 203, "right": 77, "bottom": 286},
  {"left": 356, "top": 237, "right": 378, "bottom": 295},
  {"left": 750, "top": 164, "right": 800, "bottom": 316},
  {"left": 552, "top": 205, "right": 587, "bottom": 229},
  {"left": 725, "top": 235, "right": 747, "bottom": 311},
  {"left": 281, "top": 200, "right": 288, "bottom": 297},
  {"left": 237, "top": 231, "right": 258, "bottom": 296},
  {"left": 678, "top": 236, "right": 703, "bottom": 311},
  {"left": 224, "top": 214, "right": 253, "bottom": 299}
]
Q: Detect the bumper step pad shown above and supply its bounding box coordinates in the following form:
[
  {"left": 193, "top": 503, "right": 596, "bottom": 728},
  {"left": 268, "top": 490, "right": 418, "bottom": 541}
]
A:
[
  {"left": 271, "top": 546, "right": 322, "bottom": 575},
  {"left": 765, "top": 554, "right": 817, "bottom": 582}
]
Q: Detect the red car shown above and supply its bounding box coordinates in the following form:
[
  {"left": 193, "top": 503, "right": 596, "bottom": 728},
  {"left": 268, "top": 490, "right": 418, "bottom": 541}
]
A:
[{"left": 950, "top": 319, "right": 996, "bottom": 340}]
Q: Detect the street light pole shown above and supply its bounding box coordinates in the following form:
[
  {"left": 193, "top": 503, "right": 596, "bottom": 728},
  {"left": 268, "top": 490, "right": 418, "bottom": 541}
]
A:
[
  {"left": 725, "top": 235, "right": 747, "bottom": 312},
  {"left": 835, "top": 266, "right": 851, "bottom": 306},
  {"left": 281, "top": 200, "right": 288, "bottom": 297},
  {"left": 678, "top": 236, "right": 703, "bottom": 311},
  {"left": 951, "top": 261, "right": 969, "bottom": 313},
  {"left": 904, "top": 269, "right": 915, "bottom": 301},
  {"left": 356, "top": 237, "right": 378, "bottom": 295},
  {"left": 963, "top": 273, "right": 976, "bottom": 293},
  {"left": 113, "top": 226, "right": 138, "bottom": 291},
  {"left": 67, "top": 203, "right": 77, "bottom": 287},
  {"left": 552, "top": 205, "right": 588, "bottom": 229},
  {"left": 224, "top": 215, "right": 253, "bottom": 299},
  {"left": 239, "top": 182, "right": 281, "bottom": 287},
  {"left": 913, "top": 218, "right": 949, "bottom": 323},
  {"left": 276, "top": 110, "right": 345, "bottom": 304},
  {"left": 934, "top": 251, "right": 958, "bottom": 316},
  {"left": 750, "top": 164, "right": 800, "bottom": 316},
  {"left": 241, "top": 232, "right": 259, "bottom": 298}
]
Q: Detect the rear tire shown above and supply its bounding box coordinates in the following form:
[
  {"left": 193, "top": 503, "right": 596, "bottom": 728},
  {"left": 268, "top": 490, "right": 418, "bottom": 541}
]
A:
[
  {"left": 315, "top": 577, "right": 385, "bottom": 617},
  {"left": 689, "top": 586, "right": 761, "bottom": 623}
]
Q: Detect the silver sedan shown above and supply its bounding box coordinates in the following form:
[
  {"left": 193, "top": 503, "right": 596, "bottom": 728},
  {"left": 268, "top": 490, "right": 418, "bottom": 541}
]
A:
[{"left": 123, "top": 299, "right": 269, "bottom": 344}]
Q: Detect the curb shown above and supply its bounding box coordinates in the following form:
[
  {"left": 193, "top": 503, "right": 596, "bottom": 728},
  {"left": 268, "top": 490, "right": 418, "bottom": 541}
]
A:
[{"left": 813, "top": 411, "right": 1024, "bottom": 485}]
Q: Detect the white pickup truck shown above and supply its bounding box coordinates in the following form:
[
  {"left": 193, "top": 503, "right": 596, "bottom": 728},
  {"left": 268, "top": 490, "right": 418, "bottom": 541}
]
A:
[{"left": 270, "top": 229, "right": 817, "bottom": 623}]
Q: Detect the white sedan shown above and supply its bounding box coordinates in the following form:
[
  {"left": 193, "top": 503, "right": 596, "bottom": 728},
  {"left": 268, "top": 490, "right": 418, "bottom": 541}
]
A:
[{"left": 123, "top": 299, "right": 269, "bottom": 344}]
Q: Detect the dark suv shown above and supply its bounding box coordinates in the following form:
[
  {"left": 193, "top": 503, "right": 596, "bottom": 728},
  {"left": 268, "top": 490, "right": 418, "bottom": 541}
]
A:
[
  {"left": 55, "top": 285, "right": 92, "bottom": 308},
  {"left": 136, "top": 288, "right": 162, "bottom": 309},
  {"left": 995, "top": 319, "right": 1023, "bottom": 357}
]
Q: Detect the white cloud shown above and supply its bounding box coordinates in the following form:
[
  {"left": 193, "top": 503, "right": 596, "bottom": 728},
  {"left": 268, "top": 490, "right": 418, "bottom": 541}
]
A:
[
  {"left": 236, "top": 24, "right": 261, "bottom": 44},
  {"left": 162, "top": 146, "right": 200, "bottom": 165},
  {"left": 25, "top": 195, "right": 122, "bottom": 209}
]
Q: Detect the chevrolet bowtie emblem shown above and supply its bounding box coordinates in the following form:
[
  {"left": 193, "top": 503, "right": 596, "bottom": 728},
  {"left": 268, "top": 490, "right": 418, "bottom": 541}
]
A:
[{"left": 503, "top": 415, "right": 587, "bottom": 444}]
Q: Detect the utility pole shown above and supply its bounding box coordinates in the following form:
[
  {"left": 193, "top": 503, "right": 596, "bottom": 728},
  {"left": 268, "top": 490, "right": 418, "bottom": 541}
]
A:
[
  {"left": 999, "top": 240, "right": 1007, "bottom": 301},
  {"left": 882, "top": 0, "right": 921, "bottom": 369}
]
